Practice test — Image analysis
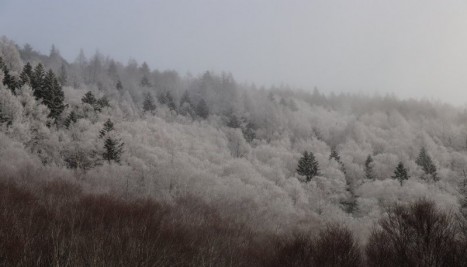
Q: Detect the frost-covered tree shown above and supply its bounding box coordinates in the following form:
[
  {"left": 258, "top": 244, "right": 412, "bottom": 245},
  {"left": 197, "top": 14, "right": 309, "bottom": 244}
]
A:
[
  {"left": 297, "top": 151, "right": 320, "bottom": 182},
  {"left": 179, "top": 91, "right": 194, "bottom": 117},
  {"left": 364, "top": 155, "right": 375, "bottom": 180},
  {"left": 416, "top": 147, "right": 438, "bottom": 181},
  {"left": 392, "top": 161, "right": 409, "bottom": 185}
]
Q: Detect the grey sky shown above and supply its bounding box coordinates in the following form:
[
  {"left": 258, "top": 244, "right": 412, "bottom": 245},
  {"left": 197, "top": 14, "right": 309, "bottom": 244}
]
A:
[{"left": 1, "top": 0, "right": 467, "bottom": 105}]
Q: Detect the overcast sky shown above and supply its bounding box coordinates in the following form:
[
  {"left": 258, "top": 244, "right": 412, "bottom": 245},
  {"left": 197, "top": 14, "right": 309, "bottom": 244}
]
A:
[{"left": 1, "top": 0, "right": 467, "bottom": 105}]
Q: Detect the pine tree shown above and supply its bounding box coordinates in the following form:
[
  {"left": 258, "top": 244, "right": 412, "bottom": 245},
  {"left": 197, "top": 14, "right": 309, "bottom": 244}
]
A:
[
  {"left": 99, "top": 119, "right": 114, "bottom": 138},
  {"left": 365, "top": 155, "right": 375, "bottom": 180},
  {"left": 242, "top": 122, "right": 256, "bottom": 143},
  {"left": 195, "top": 99, "right": 209, "bottom": 119},
  {"left": 31, "top": 63, "right": 45, "bottom": 99},
  {"left": 64, "top": 111, "right": 77, "bottom": 129},
  {"left": 116, "top": 80, "right": 123, "bottom": 91},
  {"left": 103, "top": 137, "right": 124, "bottom": 164},
  {"left": 415, "top": 147, "right": 438, "bottom": 181},
  {"left": 392, "top": 161, "right": 409, "bottom": 185},
  {"left": 96, "top": 96, "right": 110, "bottom": 111},
  {"left": 330, "top": 147, "right": 346, "bottom": 175},
  {"left": 140, "top": 75, "right": 151, "bottom": 87},
  {"left": 42, "top": 70, "right": 65, "bottom": 121},
  {"left": 19, "top": 62, "right": 33, "bottom": 86},
  {"left": 143, "top": 92, "right": 156, "bottom": 113},
  {"left": 227, "top": 114, "right": 241, "bottom": 128},
  {"left": 99, "top": 118, "right": 123, "bottom": 164},
  {"left": 297, "top": 151, "right": 320, "bottom": 182},
  {"left": 82, "top": 91, "right": 97, "bottom": 106},
  {"left": 165, "top": 92, "right": 177, "bottom": 111},
  {"left": 2, "top": 67, "right": 19, "bottom": 92},
  {"left": 58, "top": 63, "right": 67, "bottom": 86}
]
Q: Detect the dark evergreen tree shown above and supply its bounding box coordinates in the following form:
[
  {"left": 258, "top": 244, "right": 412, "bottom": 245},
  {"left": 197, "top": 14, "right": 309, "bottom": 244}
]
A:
[
  {"left": 140, "top": 75, "right": 151, "bottom": 87},
  {"left": 165, "top": 92, "right": 177, "bottom": 111},
  {"left": 19, "top": 62, "right": 33, "bottom": 86},
  {"left": 116, "top": 80, "right": 123, "bottom": 91},
  {"left": 58, "top": 63, "right": 68, "bottom": 86},
  {"left": 42, "top": 70, "right": 65, "bottom": 121},
  {"left": 143, "top": 92, "right": 156, "bottom": 113},
  {"left": 329, "top": 147, "right": 346, "bottom": 175},
  {"left": 82, "top": 91, "right": 97, "bottom": 106},
  {"left": 157, "top": 92, "right": 168, "bottom": 105},
  {"left": 241, "top": 122, "right": 256, "bottom": 143},
  {"left": 392, "top": 161, "right": 409, "bottom": 185},
  {"left": 96, "top": 96, "right": 110, "bottom": 111},
  {"left": 99, "top": 119, "right": 114, "bottom": 138},
  {"left": 195, "top": 99, "right": 209, "bottom": 119},
  {"left": 415, "top": 147, "right": 438, "bottom": 181},
  {"left": 227, "top": 114, "right": 241, "bottom": 128},
  {"left": 103, "top": 137, "right": 124, "bottom": 164},
  {"left": 297, "top": 151, "right": 320, "bottom": 182},
  {"left": 2, "top": 67, "right": 19, "bottom": 92},
  {"left": 364, "top": 155, "right": 375, "bottom": 180},
  {"left": 64, "top": 111, "right": 77, "bottom": 129},
  {"left": 99, "top": 118, "right": 124, "bottom": 164},
  {"left": 31, "top": 63, "right": 45, "bottom": 98}
]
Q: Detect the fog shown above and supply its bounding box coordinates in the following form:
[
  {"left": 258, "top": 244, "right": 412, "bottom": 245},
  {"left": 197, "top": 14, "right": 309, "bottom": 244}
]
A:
[{"left": 2, "top": 0, "right": 467, "bottom": 105}]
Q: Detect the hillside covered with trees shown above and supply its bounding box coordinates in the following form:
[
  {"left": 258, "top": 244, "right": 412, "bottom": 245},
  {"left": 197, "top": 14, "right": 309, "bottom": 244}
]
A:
[{"left": 2, "top": 36, "right": 467, "bottom": 265}]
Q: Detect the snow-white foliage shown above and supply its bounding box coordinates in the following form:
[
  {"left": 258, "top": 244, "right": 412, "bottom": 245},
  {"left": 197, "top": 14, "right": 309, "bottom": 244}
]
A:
[{"left": 1, "top": 37, "right": 466, "bottom": 240}]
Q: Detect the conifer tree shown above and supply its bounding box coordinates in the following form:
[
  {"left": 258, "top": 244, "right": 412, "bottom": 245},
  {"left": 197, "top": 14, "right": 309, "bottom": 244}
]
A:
[
  {"left": 165, "top": 92, "right": 177, "bottom": 111},
  {"left": 330, "top": 147, "right": 346, "bottom": 175},
  {"left": 96, "top": 96, "right": 110, "bottom": 111},
  {"left": 365, "top": 155, "right": 375, "bottom": 180},
  {"left": 64, "top": 111, "right": 77, "bottom": 129},
  {"left": 416, "top": 147, "right": 438, "bottom": 181},
  {"left": 140, "top": 75, "right": 151, "bottom": 87},
  {"left": 42, "top": 70, "right": 65, "bottom": 121},
  {"left": 392, "top": 161, "right": 409, "bottom": 185},
  {"left": 31, "top": 63, "right": 45, "bottom": 99},
  {"left": 297, "top": 151, "right": 320, "bottom": 182},
  {"left": 116, "top": 80, "right": 123, "bottom": 91},
  {"left": 103, "top": 137, "right": 124, "bottom": 164},
  {"left": 99, "top": 118, "right": 124, "bottom": 164},
  {"left": 195, "top": 99, "right": 209, "bottom": 119},
  {"left": 99, "top": 119, "right": 114, "bottom": 138},
  {"left": 143, "top": 92, "right": 156, "bottom": 113},
  {"left": 83, "top": 91, "right": 97, "bottom": 105},
  {"left": 19, "top": 62, "right": 33, "bottom": 86},
  {"left": 227, "top": 114, "right": 241, "bottom": 128},
  {"left": 2, "top": 67, "right": 19, "bottom": 92},
  {"left": 242, "top": 122, "right": 256, "bottom": 143}
]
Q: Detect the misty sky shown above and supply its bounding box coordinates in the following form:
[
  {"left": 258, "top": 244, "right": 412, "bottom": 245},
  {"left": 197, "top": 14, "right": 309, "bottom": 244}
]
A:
[{"left": 1, "top": 0, "right": 467, "bottom": 105}]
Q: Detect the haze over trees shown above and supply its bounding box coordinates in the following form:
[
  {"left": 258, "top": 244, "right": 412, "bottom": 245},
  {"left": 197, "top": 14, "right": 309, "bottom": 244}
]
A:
[{"left": 2, "top": 36, "right": 467, "bottom": 265}]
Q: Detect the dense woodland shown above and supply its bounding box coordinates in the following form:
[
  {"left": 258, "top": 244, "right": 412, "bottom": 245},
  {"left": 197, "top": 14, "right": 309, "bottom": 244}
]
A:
[{"left": 2, "top": 36, "right": 467, "bottom": 265}]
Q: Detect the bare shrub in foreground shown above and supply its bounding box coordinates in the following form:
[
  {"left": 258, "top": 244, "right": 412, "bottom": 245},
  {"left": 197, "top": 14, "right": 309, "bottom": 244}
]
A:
[{"left": 366, "top": 199, "right": 465, "bottom": 267}]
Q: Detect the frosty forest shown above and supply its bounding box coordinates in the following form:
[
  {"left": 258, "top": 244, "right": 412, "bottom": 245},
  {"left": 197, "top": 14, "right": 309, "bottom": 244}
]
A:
[{"left": 2, "top": 36, "right": 467, "bottom": 266}]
